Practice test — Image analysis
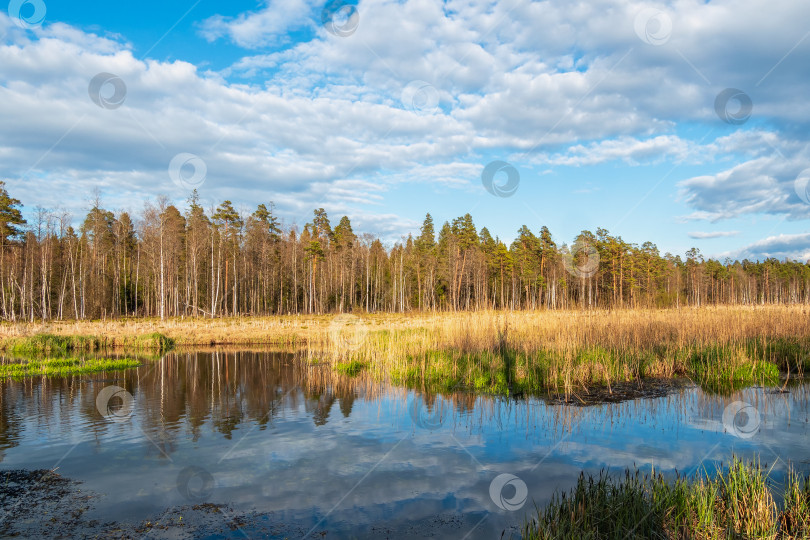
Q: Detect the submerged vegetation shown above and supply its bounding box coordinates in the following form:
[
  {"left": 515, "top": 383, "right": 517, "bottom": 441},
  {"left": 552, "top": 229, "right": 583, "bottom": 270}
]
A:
[
  {"left": 0, "top": 357, "right": 141, "bottom": 378},
  {"left": 523, "top": 458, "right": 810, "bottom": 539}
]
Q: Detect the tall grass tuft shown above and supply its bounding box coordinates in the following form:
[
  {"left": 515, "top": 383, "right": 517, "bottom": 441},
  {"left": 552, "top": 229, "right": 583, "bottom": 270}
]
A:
[
  {"left": 690, "top": 346, "right": 781, "bottom": 394},
  {"left": 530, "top": 470, "right": 663, "bottom": 539},
  {"left": 523, "top": 458, "right": 808, "bottom": 540},
  {"left": 781, "top": 468, "right": 810, "bottom": 538}
]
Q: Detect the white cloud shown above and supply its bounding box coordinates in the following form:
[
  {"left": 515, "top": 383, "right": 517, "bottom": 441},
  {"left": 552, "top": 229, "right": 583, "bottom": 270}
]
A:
[
  {"left": 526, "top": 130, "right": 786, "bottom": 168},
  {"left": 0, "top": 14, "right": 480, "bottom": 233},
  {"left": 533, "top": 135, "right": 692, "bottom": 167},
  {"left": 678, "top": 141, "right": 810, "bottom": 222},
  {"left": 198, "top": 0, "right": 314, "bottom": 49},
  {"left": 217, "top": 0, "right": 810, "bottom": 169},
  {"left": 2, "top": 0, "right": 810, "bottom": 250},
  {"left": 732, "top": 232, "right": 810, "bottom": 262},
  {"left": 687, "top": 231, "right": 740, "bottom": 239}
]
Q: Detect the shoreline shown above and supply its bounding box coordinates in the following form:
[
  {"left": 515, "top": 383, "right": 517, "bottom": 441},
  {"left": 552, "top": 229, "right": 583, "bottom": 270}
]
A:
[{"left": 1, "top": 306, "right": 808, "bottom": 396}]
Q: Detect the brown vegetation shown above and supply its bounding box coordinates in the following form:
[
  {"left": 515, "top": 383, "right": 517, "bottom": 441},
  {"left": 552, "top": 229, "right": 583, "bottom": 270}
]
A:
[
  {"left": 1, "top": 304, "right": 806, "bottom": 349},
  {"left": 1, "top": 305, "right": 807, "bottom": 394}
]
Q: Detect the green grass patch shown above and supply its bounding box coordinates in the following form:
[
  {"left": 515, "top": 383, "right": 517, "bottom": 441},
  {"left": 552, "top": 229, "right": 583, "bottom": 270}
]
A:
[
  {"left": 745, "top": 337, "right": 810, "bottom": 372},
  {"left": 389, "top": 350, "right": 513, "bottom": 394},
  {"left": 383, "top": 343, "right": 787, "bottom": 397},
  {"left": 334, "top": 360, "right": 367, "bottom": 376},
  {"left": 131, "top": 332, "right": 175, "bottom": 353},
  {"left": 524, "top": 457, "right": 809, "bottom": 539},
  {"left": 335, "top": 336, "right": 792, "bottom": 397},
  {"left": 2, "top": 332, "right": 175, "bottom": 355},
  {"left": 5, "top": 333, "right": 98, "bottom": 355},
  {"left": 390, "top": 346, "right": 665, "bottom": 396},
  {"left": 688, "top": 345, "right": 780, "bottom": 394},
  {"left": 0, "top": 357, "right": 141, "bottom": 379}
]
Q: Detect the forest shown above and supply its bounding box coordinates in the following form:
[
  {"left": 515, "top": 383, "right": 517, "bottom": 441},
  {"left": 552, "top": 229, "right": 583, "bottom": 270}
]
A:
[{"left": 0, "top": 181, "right": 808, "bottom": 321}]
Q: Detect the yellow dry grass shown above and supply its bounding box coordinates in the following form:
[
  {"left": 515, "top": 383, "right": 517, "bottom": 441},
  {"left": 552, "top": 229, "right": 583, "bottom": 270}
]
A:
[{"left": 1, "top": 305, "right": 808, "bottom": 351}]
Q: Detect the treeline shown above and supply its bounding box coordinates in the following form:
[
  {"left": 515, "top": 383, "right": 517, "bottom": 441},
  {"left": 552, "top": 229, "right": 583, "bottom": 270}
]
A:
[{"left": 0, "top": 181, "right": 808, "bottom": 321}]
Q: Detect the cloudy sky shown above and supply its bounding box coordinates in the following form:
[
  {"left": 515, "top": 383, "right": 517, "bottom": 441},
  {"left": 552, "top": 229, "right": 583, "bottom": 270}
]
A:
[{"left": 2, "top": 0, "right": 809, "bottom": 260}]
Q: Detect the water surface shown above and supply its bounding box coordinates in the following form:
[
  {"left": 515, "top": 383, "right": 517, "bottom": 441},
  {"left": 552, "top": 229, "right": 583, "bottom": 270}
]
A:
[{"left": 1, "top": 351, "right": 809, "bottom": 538}]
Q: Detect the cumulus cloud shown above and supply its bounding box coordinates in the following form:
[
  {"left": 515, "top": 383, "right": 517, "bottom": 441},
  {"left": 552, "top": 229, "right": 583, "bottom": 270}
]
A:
[
  {"left": 0, "top": 13, "right": 479, "bottom": 233},
  {"left": 222, "top": 0, "right": 810, "bottom": 136},
  {"left": 2, "top": 0, "right": 810, "bottom": 249},
  {"left": 678, "top": 141, "right": 810, "bottom": 222},
  {"left": 732, "top": 233, "right": 810, "bottom": 262},
  {"left": 198, "top": 0, "right": 315, "bottom": 49}
]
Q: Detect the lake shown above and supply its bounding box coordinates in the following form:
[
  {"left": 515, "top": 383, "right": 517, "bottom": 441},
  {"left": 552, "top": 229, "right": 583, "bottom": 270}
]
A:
[{"left": 1, "top": 350, "right": 808, "bottom": 538}]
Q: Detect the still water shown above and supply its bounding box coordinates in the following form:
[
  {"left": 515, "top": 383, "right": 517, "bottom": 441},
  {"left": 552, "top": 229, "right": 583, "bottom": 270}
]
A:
[{"left": 1, "top": 351, "right": 809, "bottom": 538}]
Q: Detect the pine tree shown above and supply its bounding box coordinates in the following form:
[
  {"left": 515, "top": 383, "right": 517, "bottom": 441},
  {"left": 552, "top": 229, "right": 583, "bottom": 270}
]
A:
[{"left": 0, "top": 181, "right": 26, "bottom": 320}]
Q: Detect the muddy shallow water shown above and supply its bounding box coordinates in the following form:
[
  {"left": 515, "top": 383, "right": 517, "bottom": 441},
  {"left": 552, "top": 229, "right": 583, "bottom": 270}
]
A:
[{"left": 1, "top": 351, "right": 809, "bottom": 538}]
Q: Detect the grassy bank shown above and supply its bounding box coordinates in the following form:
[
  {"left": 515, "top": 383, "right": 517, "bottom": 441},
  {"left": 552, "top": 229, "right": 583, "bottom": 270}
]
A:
[
  {"left": 0, "top": 357, "right": 141, "bottom": 378},
  {"left": 523, "top": 458, "right": 810, "bottom": 539},
  {"left": 322, "top": 307, "right": 808, "bottom": 394},
  {"left": 1, "top": 307, "right": 808, "bottom": 393},
  {"left": 0, "top": 332, "right": 174, "bottom": 355}
]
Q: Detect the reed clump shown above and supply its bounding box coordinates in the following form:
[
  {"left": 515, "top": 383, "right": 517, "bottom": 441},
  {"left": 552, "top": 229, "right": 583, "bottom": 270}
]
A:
[
  {"left": 524, "top": 458, "right": 809, "bottom": 539},
  {"left": 315, "top": 308, "right": 808, "bottom": 395},
  {"left": 334, "top": 360, "right": 367, "bottom": 376},
  {"left": 782, "top": 469, "right": 810, "bottom": 538},
  {"left": 4, "top": 333, "right": 101, "bottom": 355},
  {"left": 689, "top": 345, "right": 781, "bottom": 394}
]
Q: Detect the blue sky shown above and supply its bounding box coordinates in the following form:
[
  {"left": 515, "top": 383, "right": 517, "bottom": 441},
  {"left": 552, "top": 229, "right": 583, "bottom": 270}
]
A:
[{"left": 2, "top": 0, "right": 810, "bottom": 260}]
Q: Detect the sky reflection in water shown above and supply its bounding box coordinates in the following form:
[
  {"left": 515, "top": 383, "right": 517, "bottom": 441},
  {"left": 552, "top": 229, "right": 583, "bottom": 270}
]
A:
[{"left": 0, "top": 351, "right": 808, "bottom": 538}]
